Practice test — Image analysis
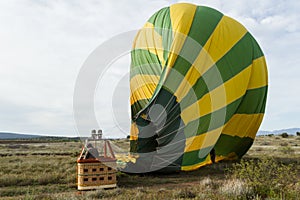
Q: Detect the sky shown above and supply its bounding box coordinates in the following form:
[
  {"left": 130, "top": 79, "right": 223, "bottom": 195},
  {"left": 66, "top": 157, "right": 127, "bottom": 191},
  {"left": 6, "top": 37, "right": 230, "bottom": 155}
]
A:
[{"left": 0, "top": 0, "right": 299, "bottom": 137}]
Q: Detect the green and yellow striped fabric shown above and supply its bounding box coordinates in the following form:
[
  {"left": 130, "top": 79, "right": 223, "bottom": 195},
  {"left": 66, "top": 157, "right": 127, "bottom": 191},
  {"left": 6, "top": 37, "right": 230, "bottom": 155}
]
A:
[{"left": 129, "top": 3, "right": 268, "bottom": 172}]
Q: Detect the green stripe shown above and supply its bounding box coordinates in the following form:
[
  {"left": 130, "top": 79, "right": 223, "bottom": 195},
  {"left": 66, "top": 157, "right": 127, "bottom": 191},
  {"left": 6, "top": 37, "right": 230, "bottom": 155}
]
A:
[
  {"left": 183, "top": 86, "right": 267, "bottom": 138},
  {"left": 130, "top": 49, "right": 162, "bottom": 78},
  {"left": 181, "top": 148, "right": 209, "bottom": 166},
  {"left": 130, "top": 117, "right": 157, "bottom": 153},
  {"left": 249, "top": 33, "right": 265, "bottom": 60},
  {"left": 192, "top": 6, "right": 223, "bottom": 47},
  {"left": 131, "top": 49, "right": 161, "bottom": 68},
  {"left": 236, "top": 86, "right": 268, "bottom": 114},
  {"left": 129, "top": 139, "right": 138, "bottom": 153},
  {"left": 214, "top": 134, "right": 254, "bottom": 158},
  {"left": 148, "top": 7, "right": 172, "bottom": 63},
  {"left": 148, "top": 7, "right": 171, "bottom": 37}
]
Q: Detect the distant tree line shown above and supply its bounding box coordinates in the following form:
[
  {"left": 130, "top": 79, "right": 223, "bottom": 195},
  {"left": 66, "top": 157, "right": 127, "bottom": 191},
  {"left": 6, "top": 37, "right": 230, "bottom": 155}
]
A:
[
  {"left": 266, "top": 132, "right": 300, "bottom": 137},
  {"left": 280, "top": 132, "right": 300, "bottom": 138}
]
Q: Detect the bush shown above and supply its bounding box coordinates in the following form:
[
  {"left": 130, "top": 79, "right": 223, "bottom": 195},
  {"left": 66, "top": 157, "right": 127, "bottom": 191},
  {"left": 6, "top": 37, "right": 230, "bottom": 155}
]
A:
[
  {"left": 228, "top": 157, "right": 297, "bottom": 199},
  {"left": 281, "top": 132, "right": 289, "bottom": 138},
  {"left": 296, "top": 132, "right": 300, "bottom": 136}
]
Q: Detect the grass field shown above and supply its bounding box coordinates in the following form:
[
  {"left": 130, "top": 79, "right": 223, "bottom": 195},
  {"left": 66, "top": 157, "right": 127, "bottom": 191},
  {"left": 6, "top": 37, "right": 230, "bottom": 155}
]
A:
[{"left": 0, "top": 135, "right": 299, "bottom": 200}]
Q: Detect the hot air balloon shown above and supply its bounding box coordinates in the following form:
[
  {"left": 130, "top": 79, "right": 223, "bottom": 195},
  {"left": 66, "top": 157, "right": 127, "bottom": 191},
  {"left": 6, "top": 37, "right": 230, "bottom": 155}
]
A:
[{"left": 128, "top": 3, "right": 268, "bottom": 172}]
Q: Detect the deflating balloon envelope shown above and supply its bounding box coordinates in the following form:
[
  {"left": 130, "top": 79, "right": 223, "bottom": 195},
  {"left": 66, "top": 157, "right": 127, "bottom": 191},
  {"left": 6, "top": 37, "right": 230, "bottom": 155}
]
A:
[{"left": 127, "top": 3, "right": 268, "bottom": 172}]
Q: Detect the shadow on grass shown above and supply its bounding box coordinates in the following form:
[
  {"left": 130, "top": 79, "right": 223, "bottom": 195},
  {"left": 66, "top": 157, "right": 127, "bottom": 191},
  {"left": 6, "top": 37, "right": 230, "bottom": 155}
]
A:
[{"left": 117, "top": 160, "right": 235, "bottom": 188}]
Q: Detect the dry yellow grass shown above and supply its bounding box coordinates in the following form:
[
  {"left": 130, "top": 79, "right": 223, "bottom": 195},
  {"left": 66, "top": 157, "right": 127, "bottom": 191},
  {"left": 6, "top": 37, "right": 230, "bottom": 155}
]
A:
[{"left": 0, "top": 135, "right": 299, "bottom": 199}]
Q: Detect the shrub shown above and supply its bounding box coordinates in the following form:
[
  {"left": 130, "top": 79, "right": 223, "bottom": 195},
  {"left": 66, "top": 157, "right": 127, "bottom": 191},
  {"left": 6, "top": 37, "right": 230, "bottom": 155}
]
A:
[
  {"left": 296, "top": 132, "right": 300, "bottom": 136},
  {"left": 228, "top": 157, "right": 297, "bottom": 199},
  {"left": 281, "top": 132, "right": 289, "bottom": 138}
]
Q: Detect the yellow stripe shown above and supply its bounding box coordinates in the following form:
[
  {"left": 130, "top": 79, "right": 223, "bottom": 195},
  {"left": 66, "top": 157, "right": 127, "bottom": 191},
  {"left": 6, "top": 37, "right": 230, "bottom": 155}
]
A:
[
  {"left": 248, "top": 56, "right": 268, "bottom": 89},
  {"left": 184, "top": 126, "right": 224, "bottom": 153},
  {"left": 130, "top": 122, "right": 139, "bottom": 140},
  {"left": 207, "top": 16, "right": 247, "bottom": 62},
  {"left": 174, "top": 16, "right": 248, "bottom": 102},
  {"left": 181, "top": 65, "right": 252, "bottom": 124},
  {"left": 170, "top": 3, "right": 197, "bottom": 35},
  {"left": 222, "top": 113, "right": 264, "bottom": 139},
  {"left": 133, "top": 22, "right": 166, "bottom": 66},
  {"left": 181, "top": 156, "right": 211, "bottom": 171},
  {"left": 167, "top": 3, "right": 197, "bottom": 69},
  {"left": 130, "top": 83, "right": 157, "bottom": 105},
  {"left": 216, "top": 153, "right": 238, "bottom": 162},
  {"left": 130, "top": 74, "right": 160, "bottom": 92},
  {"left": 130, "top": 74, "right": 159, "bottom": 105}
]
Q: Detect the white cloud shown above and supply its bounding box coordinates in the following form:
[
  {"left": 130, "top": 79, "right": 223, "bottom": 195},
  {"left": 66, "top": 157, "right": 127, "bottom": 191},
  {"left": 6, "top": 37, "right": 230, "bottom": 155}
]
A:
[{"left": 0, "top": 0, "right": 299, "bottom": 136}]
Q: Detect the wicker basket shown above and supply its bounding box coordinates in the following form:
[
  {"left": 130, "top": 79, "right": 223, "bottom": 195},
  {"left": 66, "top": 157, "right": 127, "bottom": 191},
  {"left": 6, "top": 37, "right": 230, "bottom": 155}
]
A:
[
  {"left": 77, "top": 139, "right": 117, "bottom": 190},
  {"left": 77, "top": 158, "right": 117, "bottom": 190}
]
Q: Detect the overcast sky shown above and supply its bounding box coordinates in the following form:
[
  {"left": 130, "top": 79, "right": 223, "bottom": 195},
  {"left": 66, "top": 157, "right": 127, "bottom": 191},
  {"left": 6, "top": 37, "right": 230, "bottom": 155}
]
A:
[{"left": 0, "top": 0, "right": 299, "bottom": 137}]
